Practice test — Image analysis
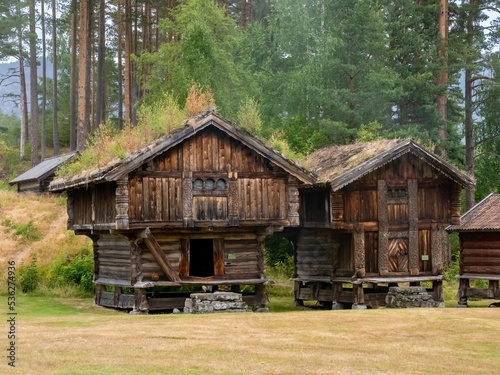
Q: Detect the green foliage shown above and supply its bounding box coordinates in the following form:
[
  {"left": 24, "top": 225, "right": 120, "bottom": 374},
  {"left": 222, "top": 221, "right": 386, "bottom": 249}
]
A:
[
  {"left": 56, "top": 94, "right": 185, "bottom": 179},
  {"left": 2, "top": 218, "right": 41, "bottom": 243},
  {"left": 237, "top": 97, "right": 262, "bottom": 135},
  {"left": 357, "top": 121, "right": 384, "bottom": 142},
  {"left": 49, "top": 242, "right": 95, "bottom": 294},
  {"left": 265, "top": 234, "right": 294, "bottom": 270},
  {"left": 19, "top": 253, "right": 39, "bottom": 293}
]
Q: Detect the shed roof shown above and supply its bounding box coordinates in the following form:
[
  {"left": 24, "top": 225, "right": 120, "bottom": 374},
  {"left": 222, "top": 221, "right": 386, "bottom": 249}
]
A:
[
  {"left": 446, "top": 193, "right": 500, "bottom": 232},
  {"left": 305, "top": 139, "right": 474, "bottom": 191},
  {"left": 50, "top": 110, "right": 316, "bottom": 191},
  {"left": 9, "top": 152, "right": 77, "bottom": 185}
]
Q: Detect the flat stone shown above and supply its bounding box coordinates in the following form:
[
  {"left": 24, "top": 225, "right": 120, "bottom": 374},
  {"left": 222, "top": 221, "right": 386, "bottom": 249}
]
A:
[{"left": 352, "top": 304, "right": 367, "bottom": 310}]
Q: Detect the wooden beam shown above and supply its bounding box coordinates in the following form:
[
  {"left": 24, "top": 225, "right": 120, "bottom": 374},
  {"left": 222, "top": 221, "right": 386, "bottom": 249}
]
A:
[
  {"left": 213, "top": 238, "right": 225, "bottom": 276},
  {"left": 408, "top": 179, "right": 419, "bottom": 275},
  {"left": 228, "top": 172, "right": 239, "bottom": 226},
  {"left": 354, "top": 223, "right": 365, "bottom": 277},
  {"left": 182, "top": 171, "right": 194, "bottom": 227},
  {"left": 378, "top": 180, "right": 389, "bottom": 274},
  {"left": 288, "top": 176, "right": 300, "bottom": 226},
  {"left": 136, "top": 228, "right": 180, "bottom": 282},
  {"left": 115, "top": 176, "right": 130, "bottom": 230},
  {"left": 431, "top": 223, "right": 443, "bottom": 275}
]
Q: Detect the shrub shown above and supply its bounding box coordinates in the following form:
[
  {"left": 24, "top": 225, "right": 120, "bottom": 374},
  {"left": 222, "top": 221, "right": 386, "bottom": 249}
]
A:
[
  {"left": 19, "top": 253, "right": 39, "bottom": 293},
  {"left": 49, "top": 242, "right": 95, "bottom": 293}
]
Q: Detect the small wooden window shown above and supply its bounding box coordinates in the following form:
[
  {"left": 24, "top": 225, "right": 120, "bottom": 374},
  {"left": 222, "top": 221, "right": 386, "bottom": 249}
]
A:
[
  {"left": 205, "top": 178, "right": 215, "bottom": 190},
  {"left": 388, "top": 188, "right": 407, "bottom": 198},
  {"left": 193, "top": 179, "right": 204, "bottom": 191},
  {"left": 216, "top": 179, "right": 226, "bottom": 190}
]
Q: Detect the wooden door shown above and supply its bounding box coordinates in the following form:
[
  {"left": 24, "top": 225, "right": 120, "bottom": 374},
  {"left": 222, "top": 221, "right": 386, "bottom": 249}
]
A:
[{"left": 388, "top": 238, "right": 409, "bottom": 272}]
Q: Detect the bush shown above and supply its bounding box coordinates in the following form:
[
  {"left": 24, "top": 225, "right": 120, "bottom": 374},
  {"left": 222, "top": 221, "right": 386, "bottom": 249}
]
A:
[
  {"left": 265, "top": 234, "right": 294, "bottom": 269},
  {"left": 19, "top": 253, "right": 39, "bottom": 293},
  {"left": 49, "top": 243, "right": 95, "bottom": 293}
]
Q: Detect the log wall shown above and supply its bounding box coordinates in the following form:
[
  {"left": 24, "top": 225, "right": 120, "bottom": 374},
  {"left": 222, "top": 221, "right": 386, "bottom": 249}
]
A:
[
  {"left": 94, "top": 232, "right": 132, "bottom": 283},
  {"left": 460, "top": 232, "right": 500, "bottom": 275},
  {"left": 295, "top": 229, "right": 338, "bottom": 279}
]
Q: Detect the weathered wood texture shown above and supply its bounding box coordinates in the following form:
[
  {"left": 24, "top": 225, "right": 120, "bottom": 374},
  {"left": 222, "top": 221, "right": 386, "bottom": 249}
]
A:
[
  {"left": 72, "top": 182, "right": 117, "bottom": 227},
  {"left": 460, "top": 232, "right": 500, "bottom": 275},
  {"left": 126, "top": 126, "right": 289, "bottom": 225},
  {"left": 94, "top": 233, "right": 132, "bottom": 282},
  {"left": 295, "top": 229, "right": 338, "bottom": 279}
]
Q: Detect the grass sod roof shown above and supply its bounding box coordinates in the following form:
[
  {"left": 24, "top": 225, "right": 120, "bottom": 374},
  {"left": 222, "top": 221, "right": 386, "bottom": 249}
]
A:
[
  {"left": 49, "top": 110, "right": 316, "bottom": 191},
  {"left": 447, "top": 193, "right": 500, "bottom": 232},
  {"left": 305, "top": 139, "right": 475, "bottom": 191}
]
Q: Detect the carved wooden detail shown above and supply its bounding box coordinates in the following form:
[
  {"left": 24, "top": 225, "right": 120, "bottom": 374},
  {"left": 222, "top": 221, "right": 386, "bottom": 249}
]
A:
[
  {"left": 115, "top": 176, "right": 129, "bottom": 230},
  {"left": 408, "top": 179, "right": 419, "bottom": 275},
  {"left": 378, "top": 180, "right": 389, "bottom": 274}
]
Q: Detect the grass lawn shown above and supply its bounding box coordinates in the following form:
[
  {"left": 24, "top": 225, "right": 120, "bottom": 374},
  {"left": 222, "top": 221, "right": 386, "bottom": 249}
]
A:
[{"left": 2, "top": 294, "right": 500, "bottom": 374}]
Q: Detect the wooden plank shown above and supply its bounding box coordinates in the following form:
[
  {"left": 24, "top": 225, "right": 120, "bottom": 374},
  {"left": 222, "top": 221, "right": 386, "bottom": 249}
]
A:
[
  {"left": 137, "top": 228, "right": 180, "bottom": 282},
  {"left": 408, "top": 179, "right": 419, "bottom": 275},
  {"left": 179, "top": 239, "right": 189, "bottom": 277},
  {"left": 354, "top": 224, "right": 365, "bottom": 277},
  {"left": 143, "top": 178, "right": 150, "bottom": 220},
  {"left": 462, "top": 249, "right": 500, "bottom": 257},
  {"left": 378, "top": 180, "right": 389, "bottom": 274},
  {"left": 279, "top": 179, "right": 287, "bottom": 219}
]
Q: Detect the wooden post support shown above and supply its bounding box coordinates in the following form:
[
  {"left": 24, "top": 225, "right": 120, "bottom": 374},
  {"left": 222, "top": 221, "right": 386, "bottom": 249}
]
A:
[
  {"left": 179, "top": 239, "right": 189, "bottom": 277},
  {"left": 354, "top": 223, "right": 366, "bottom": 278},
  {"left": 378, "top": 180, "right": 389, "bottom": 275},
  {"left": 431, "top": 223, "right": 443, "bottom": 275},
  {"left": 457, "top": 278, "right": 469, "bottom": 307},
  {"left": 228, "top": 171, "right": 239, "bottom": 226},
  {"left": 67, "top": 190, "right": 74, "bottom": 230},
  {"left": 115, "top": 176, "right": 130, "bottom": 230},
  {"left": 94, "top": 284, "right": 104, "bottom": 305},
  {"left": 287, "top": 176, "right": 300, "bottom": 226},
  {"left": 114, "top": 286, "right": 122, "bottom": 307},
  {"left": 131, "top": 288, "right": 149, "bottom": 315},
  {"left": 408, "top": 179, "right": 419, "bottom": 276},
  {"left": 294, "top": 281, "right": 304, "bottom": 306},
  {"left": 137, "top": 228, "right": 180, "bottom": 282},
  {"left": 182, "top": 171, "right": 194, "bottom": 227},
  {"left": 352, "top": 284, "right": 366, "bottom": 309},
  {"left": 255, "top": 283, "right": 269, "bottom": 311},
  {"left": 433, "top": 280, "right": 444, "bottom": 304},
  {"left": 488, "top": 280, "right": 499, "bottom": 299}
]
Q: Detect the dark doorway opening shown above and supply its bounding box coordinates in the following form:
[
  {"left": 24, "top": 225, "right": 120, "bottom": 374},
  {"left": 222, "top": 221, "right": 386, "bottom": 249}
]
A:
[{"left": 189, "top": 239, "right": 214, "bottom": 277}]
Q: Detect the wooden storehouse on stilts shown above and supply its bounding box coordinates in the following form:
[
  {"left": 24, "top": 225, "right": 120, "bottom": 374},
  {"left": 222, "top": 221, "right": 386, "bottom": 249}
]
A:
[
  {"left": 290, "top": 140, "right": 474, "bottom": 309},
  {"left": 446, "top": 194, "right": 500, "bottom": 307},
  {"left": 49, "top": 110, "right": 315, "bottom": 314}
]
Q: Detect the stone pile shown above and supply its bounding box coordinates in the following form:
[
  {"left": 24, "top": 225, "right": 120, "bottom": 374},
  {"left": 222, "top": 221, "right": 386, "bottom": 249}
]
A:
[
  {"left": 385, "top": 286, "right": 444, "bottom": 308},
  {"left": 184, "top": 291, "right": 249, "bottom": 314}
]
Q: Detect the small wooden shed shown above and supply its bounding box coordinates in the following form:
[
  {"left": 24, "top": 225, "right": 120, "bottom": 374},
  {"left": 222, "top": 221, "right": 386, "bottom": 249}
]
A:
[
  {"left": 291, "top": 139, "right": 474, "bottom": 308},
  {"left": 446, "top": 193, "right": 500, "bottom": 306},
  {"left": 50, "top": 110, "right": 315, "bottom": 313},
  {"left": 9, "top": 152, "right": 77, "bottom": 193}
]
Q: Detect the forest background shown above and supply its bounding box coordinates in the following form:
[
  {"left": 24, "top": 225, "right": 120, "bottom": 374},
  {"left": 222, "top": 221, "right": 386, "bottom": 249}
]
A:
[{"left": 1, "top": 0, "right": 500, "bottom": 295}]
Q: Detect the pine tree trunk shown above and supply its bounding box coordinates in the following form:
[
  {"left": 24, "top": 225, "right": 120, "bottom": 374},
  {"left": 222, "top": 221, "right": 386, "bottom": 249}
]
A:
[
  {"left": 18, "top": 0, "right": 28, "bottom": 161},
  {"left": 30, "top": 0, "right": 39, "bottom": 166},
  {"left": 168, "top": 0, "right": 173, "bottom": 43},
  {"left": 96, "top": 0, "right": 106, "bottom": 130},
  {"left": 41, "top": 0, "right": 46, "bottom": 160},
  {"left": 69, "top": 0, "right": 77, "bottom": 151},
  {"left": 241, "top": 0, "right": 247, "bottom": 28},
  {"left": 117, "top": 0, "right": 123, "bottom": 129},
  {"left": 77, "top": 0, "right": 92, "bottom": 151},
  {"left": 465, "top": 0, "right": 476, "bottom": 211},
  {"left": 437, "top": 0, "right": 448, "bottom": 141},
  {"left": 124, "top": 0, "right": 132, "bottom": 127},
  {"left": 52, "top": 0, "right": 60, "bottom": 155}
]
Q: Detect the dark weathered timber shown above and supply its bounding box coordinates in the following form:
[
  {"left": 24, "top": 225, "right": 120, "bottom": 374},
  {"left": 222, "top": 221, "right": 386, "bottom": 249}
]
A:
[{"left": 137, "top": 228, "right": 180, "bottom": 282}]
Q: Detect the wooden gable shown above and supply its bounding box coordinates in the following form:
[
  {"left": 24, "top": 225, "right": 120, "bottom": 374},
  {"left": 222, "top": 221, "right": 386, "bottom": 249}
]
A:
[{"left": 127, "top": 125, "right": 296, "bottom": 228}]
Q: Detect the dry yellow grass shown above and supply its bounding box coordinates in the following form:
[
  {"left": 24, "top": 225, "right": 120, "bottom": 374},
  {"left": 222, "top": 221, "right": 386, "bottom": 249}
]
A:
[
  {"left": 4, "top": 296, "right": 500, "bottom": 375},
  {"left": 0, "top": 190, "right": 88, "bottom": 275}
]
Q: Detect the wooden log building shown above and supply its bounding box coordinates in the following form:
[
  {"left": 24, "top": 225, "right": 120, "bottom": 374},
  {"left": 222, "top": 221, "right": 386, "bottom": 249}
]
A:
[
  {"left": 446, "top": 194, "right": 500, "bottom": 307},
  {"left": 49, "top": 110, "right": 315, "bottom": 314},
  {"left": 9, "top": 152, "right": 77, "bottom": 193},
  {"left": 289, "top": 140, "right": 474, "bottom": 309}
]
